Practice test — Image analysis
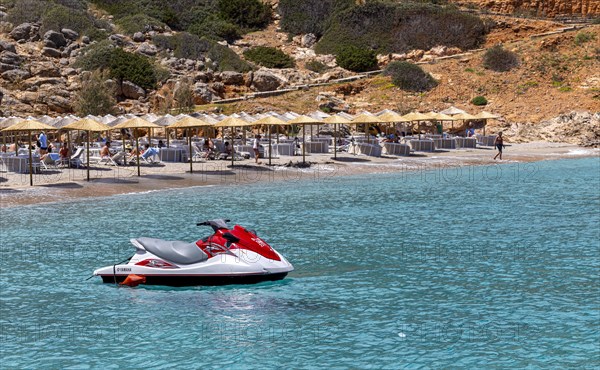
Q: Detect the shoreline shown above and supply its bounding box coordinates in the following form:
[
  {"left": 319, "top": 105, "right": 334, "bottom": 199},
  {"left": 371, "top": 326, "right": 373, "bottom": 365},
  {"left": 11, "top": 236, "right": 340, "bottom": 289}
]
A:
[{"left": 1, "top": 142, "right": 598, "bottom": 208}]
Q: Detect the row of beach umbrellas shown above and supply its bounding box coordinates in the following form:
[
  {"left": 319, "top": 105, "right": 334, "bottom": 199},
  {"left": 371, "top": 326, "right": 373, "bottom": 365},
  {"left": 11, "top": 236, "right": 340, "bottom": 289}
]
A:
[{"left": 1, "top": 107, "right": 500, "bottom": 185}]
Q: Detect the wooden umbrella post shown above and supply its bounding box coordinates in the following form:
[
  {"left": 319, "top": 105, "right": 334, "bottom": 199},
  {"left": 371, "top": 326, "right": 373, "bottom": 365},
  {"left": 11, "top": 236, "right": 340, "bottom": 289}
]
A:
[
  {"left": 28, "top": 131, "right": 33, "bottom": 186},
  {"left": 334, "top": 123, "right": 337, "bottom": 160},
  {"left": 135, "top": 129, "right": 140, "bottom": 177},
  {"left": 189, "top": 128, "right": 193, "bottom": 173},
  {"left": 268, "top": 125, "right": 272, "bottom": 166},
  {"left": 231, "top": 126, "right": 235, "bottom": 168},
  {"left": 121, "top": 134, "right": 126, "bottom": 166},
  {"left": 302, "top": 126, "right": 306, "bottom": 164},
  {"left": 86, "top": 130, "right": 90, "bottom": 181}
]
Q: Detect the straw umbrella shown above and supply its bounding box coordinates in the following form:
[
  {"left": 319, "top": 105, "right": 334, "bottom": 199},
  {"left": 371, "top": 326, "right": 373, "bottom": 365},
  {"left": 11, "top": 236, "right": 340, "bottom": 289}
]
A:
[
  {"left": 166, "top": 116, "right": 213, "bottom": 173},
  {"left": 287, "top": 115, "right": 322, "bottom": 164},
  {"left": 440, "top": 106, "right": 466, "bottom": 116},
  {"left": 0, "top": 117, "right": 22, "bottom": 149},
  {"left": 426, "top": 112, "right": 457, "bottom": 135},
  {"left": 62, "top": 118, "right": 111, "bottom": 182},
  {"left": 112, "top": 117, "right": 161, "bottom": 177},
  {"left": 215, "top": 116, "right": 255, "bottom": 166},
  {"left": 253, "top": 115, "right": 289, "bottom": 166},
  {"left": 402, "top": 112, "right": 431, "bottom": 138},
  {"left": 474, "top": 111, "right": 501, "bottom": 136},
  {"left": 378, "top": 111, "right": 409, "bottom": 138},
  {"left": 1, "top": 119, "right": 55, "bottom": 186},
  {"left": 322, "top": 115, "right": 351, "bottom": 160},
  {"left": 153, "top": 114, "right": 178, "bottom": 147},
  {"left": 351, "top": 113, "right": 382, "bottom": 144}
]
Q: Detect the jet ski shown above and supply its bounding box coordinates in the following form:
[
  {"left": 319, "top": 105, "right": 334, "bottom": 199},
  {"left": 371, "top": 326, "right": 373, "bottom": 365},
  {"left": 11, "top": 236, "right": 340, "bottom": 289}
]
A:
[{"left": 93, "top": 219, "right": 294, "bottom": 287}]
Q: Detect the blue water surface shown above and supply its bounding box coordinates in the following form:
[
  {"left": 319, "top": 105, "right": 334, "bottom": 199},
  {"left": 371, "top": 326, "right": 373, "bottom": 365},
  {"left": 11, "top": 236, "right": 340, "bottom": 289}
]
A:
[{"left": 1, "top": 158, "right": 599, "bottom": 368}]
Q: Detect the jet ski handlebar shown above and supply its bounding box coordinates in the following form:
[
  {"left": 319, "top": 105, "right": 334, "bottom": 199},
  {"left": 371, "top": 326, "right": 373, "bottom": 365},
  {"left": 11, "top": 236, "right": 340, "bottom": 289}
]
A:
[{"left": 197, "top": 219, "right": 231, "bottom": 231}]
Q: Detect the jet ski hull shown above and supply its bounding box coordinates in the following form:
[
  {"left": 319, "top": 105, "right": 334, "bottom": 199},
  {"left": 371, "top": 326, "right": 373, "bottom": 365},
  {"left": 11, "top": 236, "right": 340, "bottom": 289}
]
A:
[{"left": 99, "top": 271, "right": 289, "bottom": 286}]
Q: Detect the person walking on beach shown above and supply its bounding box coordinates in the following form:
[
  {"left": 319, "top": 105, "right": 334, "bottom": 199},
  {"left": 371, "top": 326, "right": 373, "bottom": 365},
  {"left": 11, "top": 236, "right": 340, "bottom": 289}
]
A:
[
  {"left": 493, "top": 132, "right": 505, "bottom": 160},
  {"left": 38, "top": 131, "right": 48, "bottom": 155},
  {"left": 253, "top": 134, "right": 261, "bottom": 164}
]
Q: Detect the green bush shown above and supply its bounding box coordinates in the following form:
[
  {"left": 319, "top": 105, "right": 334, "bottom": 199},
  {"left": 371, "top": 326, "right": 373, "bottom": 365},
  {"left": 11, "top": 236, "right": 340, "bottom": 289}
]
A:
[
  {"left": 152, "top": 32, "right": 251, "bottom": 72},
  {"left": 74, "top": 40, "right": 116, "bottom": 70},
  {"left": 305, "top": 60, "right": 329, "bottom": 73},
  {"left": 74, "top": 70, "right": 116, "bottom": 116},
  {"left": 7, "top": 0, "right": 51, "bottom": 25},
  {"left": 278, "top": 0, "right": 353, "bottom": 37},
  {"left": 152, "top": 34, "right": 178, "bottom": 51},
  {"left": 109, "top": 48, "right": 159, "bottom": 90},
  {"left": 574, "top": 32, "right": 596, "bottom": 46},
  {"left": 315, "top": 2, "right": 488, "bottom": 55},
  {"left": 243, "top": 46, "right": 295, "bottom": 69},
  {"left": 90, "top": 0, "right": 270, "bottom": 41},
  {"left": 89, "top": 0, "right": 147, "bottom": 21},
  {"left": 383, "top": 61, "right": 437, "bottom": 92},
  {"left": 207, "top": 45, "right": 250, "bottom": 72},
  {"left": 207, "top": 43, "right": 253, "bottom": 72},
  {"left": 172, "top": 33, "right": 212, "bottom": 60},
  {"left": 335, "top": 46, "right": 377, "bottom": 72},
  {"left": 116, "top": 14, "right": 166, "bottom": 35},
  {"left": 84, "top": 27, "right": 110, "bottom": 41},
  {"left": 8, "top": 0, "right": 102, "bottom": 36},
  {"left": 217, "top": 0, "right": 271, "bottom": 30},
  {"left": 471, "top": 95, "right": 488, "bottom": 106},
  {"left": 53, "top": 0, "right": 88, "bottom": 12},
  {"left": 75, "top": 42, "right": 161, "bottom": 90},
  {"left": 40, "top": 3, "right": 95, "bottom": 34},
  {"left": 483, "top": 45, "right": 519, "bottom": 72},
  {"left": 188, "top": 16, "right": 241, "bottom": 43}
]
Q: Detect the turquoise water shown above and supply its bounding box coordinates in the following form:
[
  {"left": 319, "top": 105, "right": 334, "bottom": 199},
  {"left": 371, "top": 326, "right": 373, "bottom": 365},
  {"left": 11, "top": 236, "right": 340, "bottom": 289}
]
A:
[{"left": 1, "top": 157, "right": 599, "bottom": 368}]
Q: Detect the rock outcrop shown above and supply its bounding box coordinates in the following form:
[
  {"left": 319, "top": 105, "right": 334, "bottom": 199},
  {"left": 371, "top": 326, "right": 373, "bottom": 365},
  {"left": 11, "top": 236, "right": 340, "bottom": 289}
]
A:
[
  {"left": 121, "top": 81, "right": 146, "bottom": 100},
  {"left": 452, "top": 0, "right": 599, "bottom": 17},
  {"left": 251, "top": 70, "right": 288, "bottom": 91},
  {"left": 507, "top": 111, "right": 600, "bottom": 146},
  {"left": 192, "top": 82, "right": 214, "bottom": 104},
  {"left": 0, "top": 40, "right": 16, "bottom": 53},
  {"left": 43, "top": 30, "right": 67, "bottom": 48},
  {"left": 9, "top": 23, "right": 38, "bottom": 41}
]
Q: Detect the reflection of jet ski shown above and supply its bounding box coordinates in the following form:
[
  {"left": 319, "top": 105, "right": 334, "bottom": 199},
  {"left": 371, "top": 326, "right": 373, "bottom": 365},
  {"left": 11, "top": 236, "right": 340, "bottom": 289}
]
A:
[{"left": 93, "top": 219, "right": 294, "bottom": 287}]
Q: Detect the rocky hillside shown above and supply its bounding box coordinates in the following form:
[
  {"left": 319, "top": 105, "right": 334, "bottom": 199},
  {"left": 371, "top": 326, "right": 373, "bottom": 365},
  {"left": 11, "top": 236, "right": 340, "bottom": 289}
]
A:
[
  {"left": 0, "top": 1, "right": 598, "bottom": 146},
  {"left": 452, "top": 0, "right": 599, "bottom": 18}
]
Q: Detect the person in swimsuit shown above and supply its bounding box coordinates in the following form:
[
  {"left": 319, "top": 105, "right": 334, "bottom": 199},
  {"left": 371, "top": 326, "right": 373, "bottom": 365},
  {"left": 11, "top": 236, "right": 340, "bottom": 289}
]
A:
[
  {"left": 493, "top": 132, "right": 505, "bottom": 160},
  {"left": 253, "top": 134, "right": 261, "bottom": 164}
]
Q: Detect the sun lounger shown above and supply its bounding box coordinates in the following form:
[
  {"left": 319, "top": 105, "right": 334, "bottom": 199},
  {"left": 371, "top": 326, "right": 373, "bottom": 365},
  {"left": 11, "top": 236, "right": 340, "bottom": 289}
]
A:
[
  {"left": 99, "top": 151, "right": 126, "bottom": 166},
  {"left": 40, "top": 154, "right": 58, "bottom": 170},
  {"left": 141, "top": 147, "right": 161, "bottom": 164},
  {"left": 70, "top": 147, "right": 85, "bottom": 168}
]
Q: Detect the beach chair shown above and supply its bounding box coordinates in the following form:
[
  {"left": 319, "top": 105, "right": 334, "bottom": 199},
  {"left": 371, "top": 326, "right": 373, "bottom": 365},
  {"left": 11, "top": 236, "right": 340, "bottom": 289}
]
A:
[
  {"left": 70, "top": 147, "right": 85, "bottom": 168},
  {"left": 191, "top": 143, "right": 207, "bottom": 162},
  {"left": 99, "top": 151, "right": 125, "bottom": 166},
  {"left": 125, "top": 153, "right": 139, "bottom": 165},
  {"left": 141, "top": 148, "right": 161, "bottom": 164},
  {"left": 40, "top": 154, "right": 58, "bottom": 170}
]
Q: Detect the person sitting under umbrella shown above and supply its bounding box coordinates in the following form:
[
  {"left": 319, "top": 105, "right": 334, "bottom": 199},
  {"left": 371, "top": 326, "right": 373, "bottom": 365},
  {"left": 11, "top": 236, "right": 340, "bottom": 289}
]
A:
[
  {"left": 100, "top": 141, "right": 112, "bottom": 156},
  {"left": 141, "top": 144, "right": 160, "bottom": 162},
  {"left": 58, "top": 143, "right": 70, "bottom": 166}
]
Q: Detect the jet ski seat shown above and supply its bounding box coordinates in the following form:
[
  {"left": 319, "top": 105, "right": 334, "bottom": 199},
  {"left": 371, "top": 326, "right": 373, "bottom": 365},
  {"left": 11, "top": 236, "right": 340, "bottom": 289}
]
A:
[{"left": 133, "top": 237, "right": 209, "bottom": 265}]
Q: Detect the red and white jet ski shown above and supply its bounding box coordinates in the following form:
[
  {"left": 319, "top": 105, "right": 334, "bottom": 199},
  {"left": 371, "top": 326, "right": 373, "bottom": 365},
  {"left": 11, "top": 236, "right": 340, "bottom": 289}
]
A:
[{"left": 94, "top": 219, "right": 293, "bottom": 286}]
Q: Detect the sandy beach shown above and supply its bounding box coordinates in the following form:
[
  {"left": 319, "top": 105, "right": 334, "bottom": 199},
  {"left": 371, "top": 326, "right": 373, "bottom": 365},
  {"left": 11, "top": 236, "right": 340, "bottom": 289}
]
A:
[{"left": 1, "top": 141, "right": 597, "bottom": 208}]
